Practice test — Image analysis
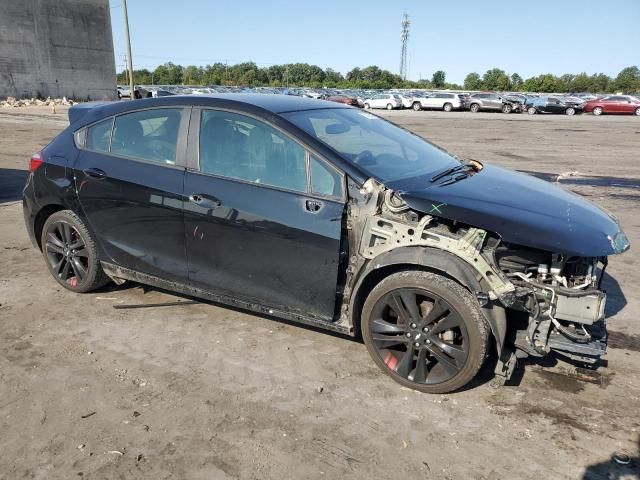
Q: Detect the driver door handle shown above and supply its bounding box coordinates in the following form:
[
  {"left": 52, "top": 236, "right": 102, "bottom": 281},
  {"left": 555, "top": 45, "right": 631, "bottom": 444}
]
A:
[
  {"left": 189, "top": 193, "right": 221, "bottom": 209},
  {"left": 305, "top": 199, "right": 323, "bottom": 213}
]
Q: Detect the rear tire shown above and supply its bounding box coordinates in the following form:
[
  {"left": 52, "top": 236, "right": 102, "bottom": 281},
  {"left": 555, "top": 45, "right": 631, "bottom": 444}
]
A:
[
  {"left": 412, "top": 102, "right": 422, "bottom": 111},
  {"left": 443, "top": 103, "right": 453, "bottom": 112},
  {"left": 592, "top": 106, "right": 603, "bottom": 116},
  {"left": 386, "top": 103, "right": 393, "bottom": 110},
  {"left": 41, "top": 210, "right": 110, "bottom": 293},
  {"left": 634, "top": 107, "right": 640, "bottom": 116},
  {"left": 361, "top": 271, "right": 489, "bottom": 394},
  {"left": 469, "top": 103, "right": 480, "bottom": 113}
]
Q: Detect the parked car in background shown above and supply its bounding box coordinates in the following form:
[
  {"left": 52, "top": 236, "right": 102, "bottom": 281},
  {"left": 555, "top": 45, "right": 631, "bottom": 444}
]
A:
[
  {"left": 526, "top": 96, "right": 584, "bottom": 115},
  {"left": 501, "top": 94, "right": 527, "bottom": 113},
  {"left": 465, "top": 93, "right": 504, "bottom": 112},
  {"left": 363, "top": 94, "right": 403, "bottom": 110},
  {"left": 326, "top": 95, "right": 360, "bottom": 107},
  {"left": 117, "top": 85, "right": 131, "bottom": 99},
  {"left": 583, "top": 95, "right": 640, "bottom": 116},
  {"left": 411, "top": 93, "right": 464, "bottom": 112},
  {"left": 24, "top": 94, "right": 629, "bottom": 394}
]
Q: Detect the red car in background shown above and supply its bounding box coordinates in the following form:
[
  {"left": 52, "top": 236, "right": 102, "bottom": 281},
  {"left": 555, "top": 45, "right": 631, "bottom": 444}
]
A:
[
  {"left": 583, "top": 95, "right": 640, "bottom": 116},
  {"left": 326, "top": 95, "right": 360, "bottom": 107}
]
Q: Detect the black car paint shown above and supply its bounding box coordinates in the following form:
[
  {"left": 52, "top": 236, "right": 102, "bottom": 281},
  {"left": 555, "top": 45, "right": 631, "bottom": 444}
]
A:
[
  {"left": 23, "top": 94, "right": 626, "bottom": 335},
  {"left": 390, "top": 164, "right": 622, "bottom": 257}
]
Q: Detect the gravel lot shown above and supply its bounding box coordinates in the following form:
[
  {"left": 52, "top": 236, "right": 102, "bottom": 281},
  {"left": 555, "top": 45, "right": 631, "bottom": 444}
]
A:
[{"left": 1, "top": 107, "right": 639, "bottom": 479}]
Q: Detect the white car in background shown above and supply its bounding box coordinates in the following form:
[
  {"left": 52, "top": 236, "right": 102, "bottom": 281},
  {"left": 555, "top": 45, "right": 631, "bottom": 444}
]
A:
[
  {"left": 363, "top": 94, "right": 403, "bottom": 110},
  {"left": 411, "top": 92, "right": 464, "bottom": 112}
]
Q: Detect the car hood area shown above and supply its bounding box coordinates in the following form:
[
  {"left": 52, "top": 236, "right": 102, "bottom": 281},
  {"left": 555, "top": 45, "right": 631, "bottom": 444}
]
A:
[{"left": 390, "top": 164, "right": 630, "bottom": 257}]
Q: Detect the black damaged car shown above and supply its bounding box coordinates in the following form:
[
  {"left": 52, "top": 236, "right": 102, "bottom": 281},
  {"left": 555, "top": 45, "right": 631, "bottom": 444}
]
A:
[{"left": 23, "top": 95, "right": 630, "bottom": 393}]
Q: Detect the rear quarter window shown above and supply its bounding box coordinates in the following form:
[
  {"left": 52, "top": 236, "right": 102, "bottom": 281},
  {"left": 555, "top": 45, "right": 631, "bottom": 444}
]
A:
[{"left": 86, "top": 118, "right": 113, "bottom": 152}]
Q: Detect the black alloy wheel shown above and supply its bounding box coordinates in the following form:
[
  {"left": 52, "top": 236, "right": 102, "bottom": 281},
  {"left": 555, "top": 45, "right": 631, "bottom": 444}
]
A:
[
  {"left": 41, "top": 210, "right": 109, "bottom": 292},
  {"left": 45, "top": 221, "right": 89, "bottom": 287},
  {"left": 362, "top": 271, "right": 488, "bottom": 393}
]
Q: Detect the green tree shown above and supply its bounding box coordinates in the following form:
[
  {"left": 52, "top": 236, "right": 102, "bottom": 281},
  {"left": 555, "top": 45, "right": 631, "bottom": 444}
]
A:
[
  {"left": 482, "top": 68, "right": 510, "bottom": 91},
  {"left": 510, "top": 73, "right": 523, "bottom": 90},
  {"left": 432, "top": 70, "right": 446, "bottom": 88},
  {"left": 613, "top": 66, "right": 640, "bottom": 93},
  {"left": 463, "top": 72, "right": 482, "bottom": 90},
  {"left": 153, "top": 62, "right": 183, "bottom": 85}
]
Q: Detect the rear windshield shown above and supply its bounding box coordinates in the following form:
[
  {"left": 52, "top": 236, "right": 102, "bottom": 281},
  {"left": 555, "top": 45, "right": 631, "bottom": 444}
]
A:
[{"left": 282, "top": 108, "right": 457, "bottom": 183}]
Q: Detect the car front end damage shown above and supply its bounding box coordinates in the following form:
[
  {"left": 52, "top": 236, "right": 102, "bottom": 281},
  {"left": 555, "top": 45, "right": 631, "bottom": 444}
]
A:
[{"left": 340, "top": 177, "right": 629, "bottom": 383}]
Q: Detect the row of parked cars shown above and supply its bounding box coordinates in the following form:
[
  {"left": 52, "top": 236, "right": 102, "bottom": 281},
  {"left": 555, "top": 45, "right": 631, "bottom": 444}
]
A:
[
  {"left": 118, "top": 85, "right": 640, "bottom": 116},
  {"left": 356, "top": 91, "right": 640, "bottom": 116}
]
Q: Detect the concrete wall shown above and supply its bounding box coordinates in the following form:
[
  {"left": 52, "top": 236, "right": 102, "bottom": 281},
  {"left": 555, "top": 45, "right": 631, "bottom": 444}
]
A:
[{"left": 0, "top": 0, "right": 116, "bottom": 100}]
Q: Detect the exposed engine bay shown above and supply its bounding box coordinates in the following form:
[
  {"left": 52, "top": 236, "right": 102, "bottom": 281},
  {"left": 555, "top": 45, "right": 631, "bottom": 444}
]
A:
[{"left": 343, "top": 178, "right": 610, "bottom": 381}]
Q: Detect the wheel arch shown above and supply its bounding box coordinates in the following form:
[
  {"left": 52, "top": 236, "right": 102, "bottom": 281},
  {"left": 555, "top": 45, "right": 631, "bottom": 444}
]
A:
[
  {"left": 33, "top": 203, "right": 66, "bottom": 250},
  {"left": 348, "top": 246, "right": 507, "bottom": 354}
]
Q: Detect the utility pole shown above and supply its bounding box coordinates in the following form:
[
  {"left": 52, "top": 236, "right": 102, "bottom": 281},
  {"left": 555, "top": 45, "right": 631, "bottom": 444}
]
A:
[
  {"left": 399, "top": 13, "right": 410, "bottom": 81},
  {"left": 122, "top": 0, "right": 135, "bottom": 99}
]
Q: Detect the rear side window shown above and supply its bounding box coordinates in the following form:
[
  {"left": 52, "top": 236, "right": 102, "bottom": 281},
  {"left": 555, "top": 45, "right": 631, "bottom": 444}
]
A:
[
  {"left": 111, "top": 108, "right": 182, "bottom": 164},
  {"left": 310, "top": 156, "right": 343, "bottom": 198},
  {"left": 86, "top": 118, "right": 112, "bottom": 152},
  {"left": 199, "top": 110, "right": 307, "bottom": 193}
]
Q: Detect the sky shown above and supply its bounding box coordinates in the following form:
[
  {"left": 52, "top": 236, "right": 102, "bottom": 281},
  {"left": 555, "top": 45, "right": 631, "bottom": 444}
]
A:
[{"left": 109, "top": 0, "right": 640, "bottom": 84}]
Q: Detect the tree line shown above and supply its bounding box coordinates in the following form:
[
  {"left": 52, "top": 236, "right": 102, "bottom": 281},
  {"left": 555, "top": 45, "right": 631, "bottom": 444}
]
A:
[{"left": 116, "top": 62, "right": 640, "bottom": 93}]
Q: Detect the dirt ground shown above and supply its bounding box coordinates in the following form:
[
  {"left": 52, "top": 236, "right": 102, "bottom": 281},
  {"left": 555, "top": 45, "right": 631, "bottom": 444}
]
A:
[{"left": 1, "top": 106, "right": 639, "bottom": 480}]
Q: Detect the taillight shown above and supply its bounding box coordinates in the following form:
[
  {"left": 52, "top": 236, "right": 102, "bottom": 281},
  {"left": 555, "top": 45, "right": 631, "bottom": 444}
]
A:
[{"left": 29, "top": 152, "right": 44, "bottom": 172}]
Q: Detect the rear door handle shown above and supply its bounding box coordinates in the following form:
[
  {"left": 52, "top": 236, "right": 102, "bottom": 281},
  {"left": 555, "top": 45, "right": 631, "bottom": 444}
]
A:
[
  {"left": 83, "top": 167, "right": 107, "bottom": 179},
  {"left": 189, "top": 193, "right": 221, "bottom": 209}
]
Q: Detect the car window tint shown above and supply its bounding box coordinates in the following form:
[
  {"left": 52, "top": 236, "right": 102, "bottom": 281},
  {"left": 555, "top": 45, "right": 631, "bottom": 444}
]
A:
[
  {"left": 199, "top": 110, "right": 307, "bottom": 193},
  {"left": 86, "top": 118, "right": 112, "bottom": 152},
  {"left": 310, "top": 155, "right": 342, "bottom": 198},
  {"left": 111, "top": 109, "right": 181, "bottom": 164}
]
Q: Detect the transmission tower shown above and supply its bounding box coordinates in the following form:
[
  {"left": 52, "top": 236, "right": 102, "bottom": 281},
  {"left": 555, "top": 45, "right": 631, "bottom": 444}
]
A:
[{"left": 399, "top": 13, "right": 410, "bottom": 80}]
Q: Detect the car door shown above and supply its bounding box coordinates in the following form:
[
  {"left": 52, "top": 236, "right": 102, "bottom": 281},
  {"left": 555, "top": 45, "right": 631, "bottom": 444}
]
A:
[
  {"left": 487, "top": 94, "right": 502, "bottom": 110},
  {"left": 74, "top": 107, "right": 189, "bottom": 282},
  {"left": 547, "top": 97, "right": 563, "bottom": 113},
  {"left": 183, "top": 108, "right": 346, "bottom": 321}
]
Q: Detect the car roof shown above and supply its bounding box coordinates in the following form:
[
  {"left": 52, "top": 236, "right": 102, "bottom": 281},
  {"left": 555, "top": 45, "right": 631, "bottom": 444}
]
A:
[{"left": 72, "top": 93, "right": 350, "bottom": 128}]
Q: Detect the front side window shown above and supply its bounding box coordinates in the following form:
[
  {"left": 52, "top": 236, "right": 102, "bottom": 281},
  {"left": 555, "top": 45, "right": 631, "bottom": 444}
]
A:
[
  {"left": 283, "top": 108, "right": 457, "bottom": 184},
  {"left": 199, "top": 110, "right": 307, "bottom": 193},
  {"left": 111, "top": 108, "right": 182, "bottom": 164},
  {"left": 86, "top": 118, "right": 112, "bottom": 152}
]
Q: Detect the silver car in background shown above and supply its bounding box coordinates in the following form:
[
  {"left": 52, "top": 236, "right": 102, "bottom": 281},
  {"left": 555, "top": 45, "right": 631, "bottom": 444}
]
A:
[
  {"left": 411, "top": 93, "right": 465, "bottom": 112},
  {"left": 363, "top": 94, "right": 403, "bottom": 110},
  {"left": 465, "top": 92, "right": 504, "bottom": 112}
]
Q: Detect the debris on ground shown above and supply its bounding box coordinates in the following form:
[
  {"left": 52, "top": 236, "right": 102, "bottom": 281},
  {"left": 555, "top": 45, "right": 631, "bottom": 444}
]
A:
[
  {"left": 1, "top": 96, "right": 76, "bottom": 108},
  {"left": 80, "top": 411, "right": 96, "bottom": 419}
]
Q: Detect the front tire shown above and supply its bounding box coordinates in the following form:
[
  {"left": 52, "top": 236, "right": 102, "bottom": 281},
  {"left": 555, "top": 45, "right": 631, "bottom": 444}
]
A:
[
  {"left": 592, "top": 106, "right": 603, "bottom": 116},
  {"left": 386, "top": 103, "right": 393, "bottom": 110},
  {"left": 412, "top": 102, "right": 422, "bottom": 111},
  {"left": 364, "top": 103, "right": 370, "bottom": 109},
  {"left": 565, "top": 107, "right": 575, "bottom": 116},
  {"left": 361, "top": 271, "right": 489, "bottom": 394},
  {"left": 635, "top": 107, "right": 640, "bottom": 116},
  {"left": 502, "top": 104, "right": 513, "bottom": 114},
  {"left": 41, "top": 210, "right": 110, "bottom": 293},
  {"left": 527, "top": 107, "right": 537, "bottom": 115},
  {"left": 443, "top": 103, "right": 453, "bottom": 112}
]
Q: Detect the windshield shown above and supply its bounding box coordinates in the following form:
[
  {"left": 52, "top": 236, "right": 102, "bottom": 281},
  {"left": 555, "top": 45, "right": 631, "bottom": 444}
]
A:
[{"left": 282, "top": 108, "right": 458, "bottom": 183}]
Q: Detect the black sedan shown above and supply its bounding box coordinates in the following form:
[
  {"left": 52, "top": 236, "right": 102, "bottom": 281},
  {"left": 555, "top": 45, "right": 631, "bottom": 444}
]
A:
[
  {"left": 23, "top": 94, "right": 629, "bottom": 393},
  {"left": 526, "top": 96, "right": 584, "bottom": 115}
]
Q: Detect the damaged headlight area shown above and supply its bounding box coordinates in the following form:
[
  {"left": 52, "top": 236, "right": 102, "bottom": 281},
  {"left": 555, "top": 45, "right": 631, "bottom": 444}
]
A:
[{"left": 493, "top": 245, "right": 609, "bottom": 364}]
